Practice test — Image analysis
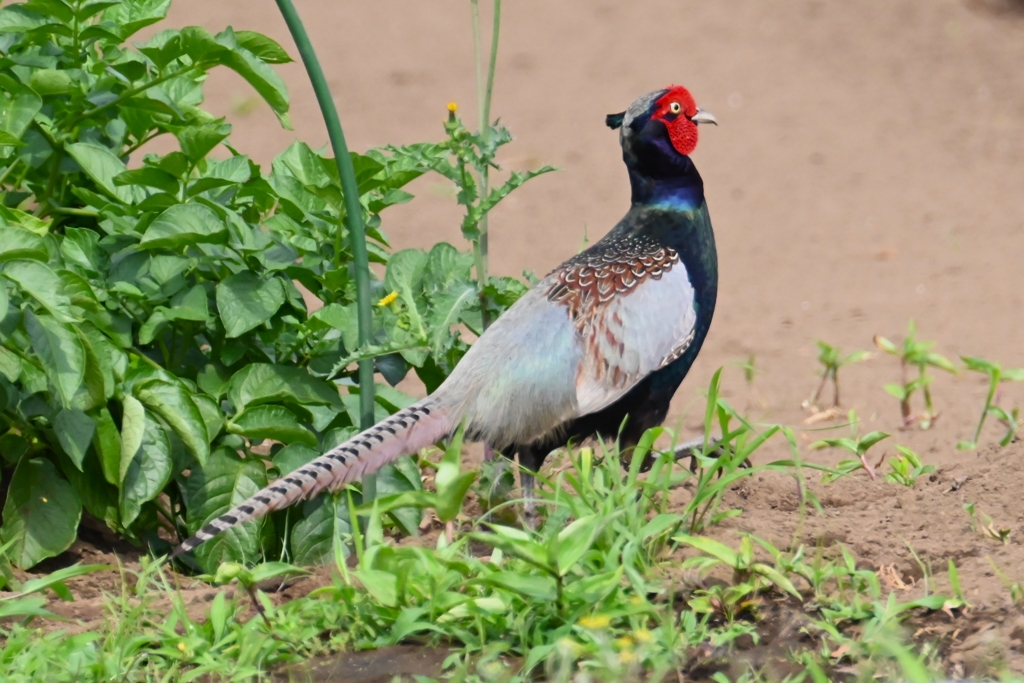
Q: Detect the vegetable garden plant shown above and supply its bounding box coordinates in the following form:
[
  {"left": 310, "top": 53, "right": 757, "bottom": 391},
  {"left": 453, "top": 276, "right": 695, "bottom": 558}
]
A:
[{"left": 0, "top": 0, "right": 546, "bottom": 576}]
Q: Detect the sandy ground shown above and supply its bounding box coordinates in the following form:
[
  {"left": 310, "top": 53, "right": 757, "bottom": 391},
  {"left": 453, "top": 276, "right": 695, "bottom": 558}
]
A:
[{"left": 17, "top": 0, "right": 1024, "bottom": 677}]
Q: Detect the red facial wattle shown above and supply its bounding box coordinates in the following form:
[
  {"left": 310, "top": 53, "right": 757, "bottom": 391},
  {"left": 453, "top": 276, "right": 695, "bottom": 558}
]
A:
[{"left": 652, "top": 86, "right": 700, "bottom": 156}]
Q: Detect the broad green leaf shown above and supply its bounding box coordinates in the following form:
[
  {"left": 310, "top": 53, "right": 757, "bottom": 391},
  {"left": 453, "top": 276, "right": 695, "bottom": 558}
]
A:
[
  {"left": 857, "top": 431, "right": 890, "bottom": 453},
  {"left": 0, "top": 85, "right": 41, "bottom": 144},
  {"left": 273, "top": 141, "right": 331, "bottom": 188},
  {"left": 229, "top": 404, "right": 316, "bottom": 447},
  {"left": 216, "top": 272, "right": 285, "bottom": 338},
  {"left": 53, "top": 408, "right": 95, "bottom": 471},
  {"left": 65, "top": 142, "right": 144, "bottom": 204},
  {"left": 177, "top": 121, "right": 231, "bottom": 163},
  {"left": 139, "top": 203, "right": 228, "bottom": 250},
  {"left": 101, "top": 0, "right": 169, "bottom": 39},
  {"left": 60, "top": 228, "right": 106, "bottom": 273},
  {"left": 674, "top": 534, "right": 740, "bottom": 567},
  {"left": 752, "top": 562, "right": 801, "bottom": 598},
  {"left": 2, "top": 260, "right": 74, "bottom": 321},
  {"left": 119, "top": 395, "right": 146, "bottom": 483},
  {"left": 384, "top": 249, "right": 429, "bottom": 338},
  {"left": 0, "top": 458, "right": 82, "bottom": 569},
  {"left": 0, "top": 227, "right": 47, "bottom": 262},
  {"left": 481, "top": 571, "right": 557, "bottom": 601},
  {"left": 0, "top": 6, "right": 49, "bottom": 34},
  {"left": 0, "top": 128, "right": 24, "bottom": 146},
  {"left": 291, "top": 490, "right": 357, "bottom": 565},
  {"left": 373, "top": 455, "right": 425, "bottom": 535},
  {"left": 120, "top": 413, "right": 172, "bottom": 527},
  {"left": 272, "top": 443, "right": 320, "bottom": 476},
  {"left": 246, "top": 561, "right": 311, "bottom": 585},
  {"left": 92, "top": 407, "right": 121, "bottom": 486},
  {"left": 213, "top": 35, "right": 290, "bottom": 128},
  {"left": 467, "top": 526, "right": 552, "bottom": 574},
  {"left": 434, "top": 427, "right": 475, "bottom": 522},
  {"left": 563, "top": 567, "right": 624, "bottom": 604},
  {"left": 428, "top": 281, "right": 477, "bottom": 353},
  {"left": 136, "top": 380, "right": 210, "bottom": 465},
  {"left": 191, "top": 393, "right": 225, "bottom": 443},
  {"left": 114, "top": 167, "right": 179, "bottom": 194},
  {"left": 28, "top": 69, "right": 72, "bottom": 95},
  {"left": 354, "top": 569, "right": 398, "bottom": 607},
  {"left": 553, "top": 513, "right": 609, "bottom": 576},
  {"left": 227, "top": 363, "right": 342, "bottom": 411},
  {"left": 24, "top": 311, "right": 85, "bottom": 407},
  {"left": 234, "top": 30, "right": 292, "bottom": 64},
  {"left": 186, "top": 448, "right": 268, "bottom": 570}
]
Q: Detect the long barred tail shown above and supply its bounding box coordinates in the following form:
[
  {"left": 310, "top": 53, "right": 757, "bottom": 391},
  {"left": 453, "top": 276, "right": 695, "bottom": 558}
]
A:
[{"left": 171, "top": 398, "right": 453, "bottom": 559}]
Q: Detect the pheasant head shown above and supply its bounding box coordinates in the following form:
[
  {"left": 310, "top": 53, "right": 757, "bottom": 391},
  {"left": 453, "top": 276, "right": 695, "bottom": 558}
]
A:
[{"left": 606, "top": 85, "right": 716, "bottom": 177}]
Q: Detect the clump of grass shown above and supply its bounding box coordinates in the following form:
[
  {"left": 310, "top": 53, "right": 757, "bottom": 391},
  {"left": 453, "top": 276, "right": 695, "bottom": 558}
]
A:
[
  {"left": 874, "top": 320, "right": 957, "bottom": 430},
  {"left": 958, "top": 355, "right": 1024, "bottom": 450}
]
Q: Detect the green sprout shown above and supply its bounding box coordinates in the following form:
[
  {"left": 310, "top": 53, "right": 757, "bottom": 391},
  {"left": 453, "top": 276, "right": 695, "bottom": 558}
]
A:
[
  {"left": 874, "top": 320, "right": 956, "bottom": 430},
  {"left": 957, "top": 356, "right": 1024, "bottom": 450},
  {"left": 884, "top": 446, "right": 935, "bottom": 487},
  {"left": 810, "top": 341, "right": 870, "bottom": 409},
  {"left": 813, "top": 411, "right": 890, "bottom": 482}
]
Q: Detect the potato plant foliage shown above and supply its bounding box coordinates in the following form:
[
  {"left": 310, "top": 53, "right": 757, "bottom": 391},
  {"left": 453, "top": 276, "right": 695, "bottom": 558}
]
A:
[{"left": 0, "top": 0, "right": 523, "bottom": 573}]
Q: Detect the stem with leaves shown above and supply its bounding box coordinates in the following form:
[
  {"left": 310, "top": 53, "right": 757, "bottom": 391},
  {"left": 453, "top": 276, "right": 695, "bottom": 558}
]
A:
[
  {"left": 470, "top": 0, "right": 502, "bottom": 329},
  {"left": 958, "top": 356, "right": 1024, "bottom": 450},
  {"left": 273, "top": 0, "right": 377, "bottom": 490}
]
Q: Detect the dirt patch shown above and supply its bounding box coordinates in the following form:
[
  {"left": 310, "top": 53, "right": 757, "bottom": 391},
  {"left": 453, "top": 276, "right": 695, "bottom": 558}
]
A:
[{"left": 271, "top": 645, "right": 454, "bottom": 683}]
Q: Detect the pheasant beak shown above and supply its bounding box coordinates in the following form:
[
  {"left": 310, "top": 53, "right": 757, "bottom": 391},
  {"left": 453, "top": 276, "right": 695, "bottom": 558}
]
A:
[{"left": 690, "top": 108, "right": 718, "bottom": 126}]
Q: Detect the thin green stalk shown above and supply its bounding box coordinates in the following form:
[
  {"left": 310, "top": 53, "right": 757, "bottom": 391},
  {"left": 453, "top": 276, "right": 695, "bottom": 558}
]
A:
[
  {"left": 972, "top": 374, "right": 1000, "bottom": 445},
  {"left": 273, "top": 3, "right": 376, "bottom": 455},
  {"left": 471, "top": 0, "right": 501, "bottom": 328}
]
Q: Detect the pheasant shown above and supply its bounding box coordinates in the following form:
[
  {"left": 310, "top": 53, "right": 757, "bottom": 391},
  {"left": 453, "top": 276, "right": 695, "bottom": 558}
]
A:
[{"left": 173, "top": 85, "right": 718, "bottom": 558}]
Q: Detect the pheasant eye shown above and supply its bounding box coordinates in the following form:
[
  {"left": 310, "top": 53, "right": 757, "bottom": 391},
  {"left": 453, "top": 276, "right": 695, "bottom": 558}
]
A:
[{"left": 669, "top": 102, "right": 682, "bottom": 114}]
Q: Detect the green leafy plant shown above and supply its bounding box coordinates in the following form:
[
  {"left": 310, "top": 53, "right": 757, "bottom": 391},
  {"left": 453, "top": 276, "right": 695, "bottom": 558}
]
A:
[
  {"left": 957, "top": 355, "right": 1024, "bottom": 450},
  {"left": 884, "top": 445, "right": 935, "bottom": 487},
  {"left": 874, "top": 320, "right": 956, "bottom": 430},
  {"left": 809, "top": 340, "right": 869, "bottom": 409},
  {"left": 0, "top": 0, "right": 504, "bottom": 570},
  {"left": 812, "top": 413, "right": 889, "bottom": 482}
]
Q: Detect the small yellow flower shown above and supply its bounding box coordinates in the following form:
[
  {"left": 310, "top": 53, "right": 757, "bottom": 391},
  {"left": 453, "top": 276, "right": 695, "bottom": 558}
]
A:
[
  {"left": 578, "top": 614, "right": 611, "bottom": 629},
  {"left": 177, "top": 642, "right": 187, "bottom": 653},
  {"left": 619, "top": 649, "right": 637, "bottom": 664},
  {"left": 447, "top": 101, "right": 458, "bottom": 113},
  {"left": 615, "top": 636, "right": 634, "bottom": 650},
  {"left": 377, "top": 291, "right": 399, "bottom": 307},
  {"left": 634, "top": 628, "right": 653, "bottom": 643}
]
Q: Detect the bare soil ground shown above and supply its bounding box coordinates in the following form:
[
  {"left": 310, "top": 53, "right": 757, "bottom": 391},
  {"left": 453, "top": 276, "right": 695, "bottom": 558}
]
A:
[{"left": 8, "top": 0, "right": 1024, "bottom": 678}]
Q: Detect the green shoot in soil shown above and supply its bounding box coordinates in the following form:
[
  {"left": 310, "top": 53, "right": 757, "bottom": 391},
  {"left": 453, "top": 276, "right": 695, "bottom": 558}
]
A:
[
  {"left": 874, "top": 320, "right": 956, "bottom": 430},
  {"left": 884, "top": 445, "right": 935, "bottom": 487},
  {"left": 810, "top": 340, "right": 869, "bottom": 409},
  {"left": 813, "top": 412, "right": 889, "bottom": 482},
  {"left": 958, "top": 355, "right": 1024, "bottom": 450}
]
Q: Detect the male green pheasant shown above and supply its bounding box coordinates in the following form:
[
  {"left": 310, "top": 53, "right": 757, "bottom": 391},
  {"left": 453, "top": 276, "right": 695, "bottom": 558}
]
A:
[{"left": 173, "top": 85, "right": 718, "bottom": 557}]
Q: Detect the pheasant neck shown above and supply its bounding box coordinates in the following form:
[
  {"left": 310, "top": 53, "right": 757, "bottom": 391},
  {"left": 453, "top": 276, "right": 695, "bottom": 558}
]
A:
[{"left": 627, "top": 155, "right": 704, "bottom": 211}]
